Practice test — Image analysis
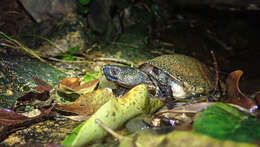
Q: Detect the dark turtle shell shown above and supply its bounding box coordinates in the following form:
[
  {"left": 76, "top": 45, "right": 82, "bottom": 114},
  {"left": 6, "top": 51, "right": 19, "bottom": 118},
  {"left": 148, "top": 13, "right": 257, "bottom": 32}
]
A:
[{"left": 140, "top": 54, "right": 215, "bottom": 98}]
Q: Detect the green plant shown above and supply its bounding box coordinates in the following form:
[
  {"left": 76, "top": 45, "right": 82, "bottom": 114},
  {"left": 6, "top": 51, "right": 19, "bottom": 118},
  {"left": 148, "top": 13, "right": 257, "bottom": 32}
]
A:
[
  {"left": 62, "top": 53, "right": 76, "bottom": 61},
  {"left": 84, "top": 72, "right": 102, "bottom": 83},
  {"left": 77, "top": 0, "right": 91, "bottom": 15},
  {"left": 61, "top": 46, "right": 80, "bottom": 61},
  {"left": 67, "top": 46, "right": 80, "bottom": 54}
]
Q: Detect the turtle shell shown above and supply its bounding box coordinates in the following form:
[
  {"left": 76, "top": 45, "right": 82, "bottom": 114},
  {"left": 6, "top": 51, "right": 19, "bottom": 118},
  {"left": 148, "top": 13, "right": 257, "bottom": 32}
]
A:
[{"left": 141, "top": 54, "right": 215, "bottom": 96}]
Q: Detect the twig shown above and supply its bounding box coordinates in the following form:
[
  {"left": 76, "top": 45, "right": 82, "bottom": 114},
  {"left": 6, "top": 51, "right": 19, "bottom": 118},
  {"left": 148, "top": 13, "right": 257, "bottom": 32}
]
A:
[
  {"left": 210, "top": 50, "right": 219, "bottom": 95},
  {"left": 48, "top": 57, "right": 90, "bottom": 63},
  {"left": 95, "top": 119, "right": 124, "bottom": 140},
  {"left": 0, "top": 31, "right": 47, "bottom": 63},
  {"left": 0, "top": 32, "right": 66, "bottom": 73},
  {"left": 24, "top": 34, "right": 65, "bottom": 53},
  {"left": 94, "top": 57, "right": 136, "bottom": 67},
  {"left": 155, "top": 110, "right": 197, "bottom": 117},
  {"left": 205, "top": 31, "right": 232, "bottom": 51}
]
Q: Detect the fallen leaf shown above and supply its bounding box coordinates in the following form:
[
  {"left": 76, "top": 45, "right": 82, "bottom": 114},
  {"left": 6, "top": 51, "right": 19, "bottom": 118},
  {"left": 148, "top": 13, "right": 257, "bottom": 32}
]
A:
[
  {"left": 59, "top": 77, "right": 80, "bottom": 91},
  {"left": 75, "top": 79, "right": 99, "bottom": 94},
  {"left": 84, "top": 72, "right": 102, "bottom": 83},
  {"left": 61, "top": 84, "right": 163, "bottom": 147},
  {"left": 194, "top": 103, "right": 260, "bottom": 143},
  {"left": 153, "top": 102, "right": 216, "bottom": 129},
  {"left": 65, "top": 115, "right": 90, "bottom": 121},
  {"left": 119, "top": 130, "right": 256, "bottom": 147},
  {"left": 20, "top": 109, "right": 42, "bottom": 118},
  {"left": 32, "top": 76, "right": 53, "bottom": 93},
  {"left": 254, "top": 93, "right": 260, "bottom": 108},
  {"left": 55, "top": 88, "right": 113, "bottom": 115},
  {"left": 13, "top": 91, "right": 52, "bottom": 111},
  {"left": 156, "top": 102, "right": 216, "bottom": 116},
  {"left": 59, "top": 77, "right": 99, "bottom": 95},
  {"left": 0, "top": 104, "right": 55, "bottom": 142},
  {"left": 0, "top": 107, "right": 28, "bottom": 125},
  {"left": 226, "top": 70, "right": 257, "bottom": 111}
]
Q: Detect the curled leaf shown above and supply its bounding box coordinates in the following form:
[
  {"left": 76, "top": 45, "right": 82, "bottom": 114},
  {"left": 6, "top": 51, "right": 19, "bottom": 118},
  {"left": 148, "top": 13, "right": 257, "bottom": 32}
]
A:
[
  {"left": 226, "top": 70, "right": 257, "bottom": 111},
  {"left": 255, "top": 93, "right": 260, "bottom": 108},
  {"left": 13, "top": 91, "right": 51, "bottom": 111},
  {"left": 59, "top": 77, "right": 99, "bottom": 95},
  {"left": 55, "top": 88, "right": 113, "bottom": 116},
  {"left": 0, "top": 105, "right": 54, "bottom": 141},
  {"left": 156, "top": 102, "right": 216, "bottom": 116},
  {"left": 61, "top": 84, "right": 163, "bottom": 147},
  {"left": 32, "top": 77, "right": 53, "bottom": 93}
]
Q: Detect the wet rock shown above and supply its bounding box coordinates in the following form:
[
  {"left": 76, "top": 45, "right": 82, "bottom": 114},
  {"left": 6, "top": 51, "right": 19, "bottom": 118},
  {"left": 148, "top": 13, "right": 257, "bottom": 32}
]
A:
[
  {"left": 19, "top": 0, "right": 77, "bottom": 23},
  {"left": 0, "top": 53, "right": 67, "bottom": 108},
  {"left": 1, "top": 118, "right": 81, "bottom": 147},
  {"left": 87, "top": 0, "right": 129, "bottom": 41},
  {"left": 23, "top": 14, "right": 88, "bottom": 57}
]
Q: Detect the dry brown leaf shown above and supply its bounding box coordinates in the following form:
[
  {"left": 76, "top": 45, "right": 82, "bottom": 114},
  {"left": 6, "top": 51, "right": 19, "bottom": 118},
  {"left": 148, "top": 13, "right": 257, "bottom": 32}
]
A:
[
  {"left": 75, "top": 79, "right": 99, "bottom": 94},
  {"left": 255, "top": 93, "right": 260, "bottom": 107},
  {"left": 59, "top": 77, "right": 80, "bottom": 91},
  {"left": 156, "top": 102, "right": 216, "bottom": 116},
  {"left": 32, "top": 76, "right": 53, "bottom": 93},
  {"left": 59, "top": 77, "right": 99, "bottom": 95},
  {"left": 0, "top": 105, "right": 55, "bottom": 142},
  {"left": 13, "top": 91, "right": 52, "bottom": 111},
  {"left": 0, "top": 108, "right": 28, "bottom": 125},
  {"left": 55, "top": 88, "right": 113, "bottom": 116},
  {"left": 226, "top": 70, "right": 257, "bottom": 111},
  {"left": 153, "top": 102, "right": 216, "bottom": 129}
]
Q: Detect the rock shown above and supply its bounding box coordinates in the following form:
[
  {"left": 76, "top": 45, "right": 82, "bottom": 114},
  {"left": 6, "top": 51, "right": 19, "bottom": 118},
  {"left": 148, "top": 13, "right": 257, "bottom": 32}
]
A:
[{"left": 19, "top": 0, "right": 77, "bottom": 23}]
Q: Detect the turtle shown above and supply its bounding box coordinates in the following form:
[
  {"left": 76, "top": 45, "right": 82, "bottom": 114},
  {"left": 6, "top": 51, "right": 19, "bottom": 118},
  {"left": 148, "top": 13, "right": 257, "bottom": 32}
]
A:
[{"left": 103, "top": 54, "right": 215, "bottom": 100}]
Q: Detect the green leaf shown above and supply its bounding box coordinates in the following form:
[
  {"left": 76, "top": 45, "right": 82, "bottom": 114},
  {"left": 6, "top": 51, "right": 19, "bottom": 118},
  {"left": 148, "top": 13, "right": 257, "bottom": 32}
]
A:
[
  {"left": 84, "top": 72, "right": 102, "bottom": 83},
  {"left": 62, "top": 54, "right": 76, "bottom": 61},
  {"left": 67, "top": 46, "right": 80, "bottom": 53},
  {"left": 194, "top": 103, "right": 260, "bottom": 143},
  {"left": 61, "top": 84, "right": 163, "bottom": 147},
  {"left": 79, "top": 0, "right": 91, "bottom": 5},
  {"left": 119, "top": 130, "right": 256, "bottom": 147}
]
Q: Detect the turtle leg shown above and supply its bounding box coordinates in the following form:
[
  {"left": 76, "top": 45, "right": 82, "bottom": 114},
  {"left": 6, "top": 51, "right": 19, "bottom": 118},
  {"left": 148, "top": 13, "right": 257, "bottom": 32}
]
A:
[
  {"left": 149, "top": 75, "right": 176, "bottom": 109},
  {"left": 164, "top": 86, "right": 176, "bottom": 109},
  {"left": 148, "top": 75, "right": 163, "bottom": 97}
]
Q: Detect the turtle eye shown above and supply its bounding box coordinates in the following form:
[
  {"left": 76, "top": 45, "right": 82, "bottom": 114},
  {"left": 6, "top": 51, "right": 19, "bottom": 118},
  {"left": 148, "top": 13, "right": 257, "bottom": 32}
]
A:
[{"left": 111, "top": 68, "right": 119, "bottom": 75}]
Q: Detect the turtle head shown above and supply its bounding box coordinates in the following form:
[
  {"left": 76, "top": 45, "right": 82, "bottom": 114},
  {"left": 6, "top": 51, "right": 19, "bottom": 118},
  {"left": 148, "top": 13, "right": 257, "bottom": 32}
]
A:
[{"left": 103, "top": 65, "right": 152, "bottom": 88}]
